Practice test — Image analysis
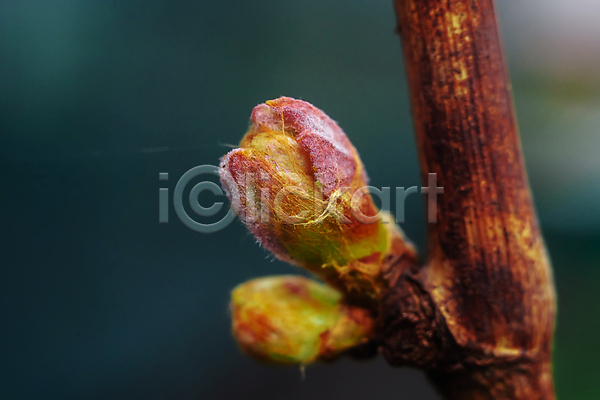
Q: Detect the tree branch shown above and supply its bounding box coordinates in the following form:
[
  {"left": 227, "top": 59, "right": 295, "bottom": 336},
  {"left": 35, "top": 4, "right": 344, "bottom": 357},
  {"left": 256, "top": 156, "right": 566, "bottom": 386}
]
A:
[{"left": 379, "top": 1, "right": 557, "bottom": 398}]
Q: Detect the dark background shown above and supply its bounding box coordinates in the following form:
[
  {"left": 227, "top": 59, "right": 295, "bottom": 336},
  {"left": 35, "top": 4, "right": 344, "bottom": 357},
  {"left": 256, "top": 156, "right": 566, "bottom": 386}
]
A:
[{"left": 1, "top": 1, "right": 599, "bottom": 399}]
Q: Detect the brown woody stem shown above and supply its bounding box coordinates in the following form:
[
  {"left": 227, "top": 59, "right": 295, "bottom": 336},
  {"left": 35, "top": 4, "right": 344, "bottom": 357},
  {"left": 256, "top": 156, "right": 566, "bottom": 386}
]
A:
[{"left": 378, "top": 1, "right": 557, "bottom": 399}]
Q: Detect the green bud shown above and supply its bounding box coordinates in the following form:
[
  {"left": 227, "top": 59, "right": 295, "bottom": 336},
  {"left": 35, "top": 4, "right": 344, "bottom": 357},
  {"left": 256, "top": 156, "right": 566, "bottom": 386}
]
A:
[{"left": 231, "top": 276, "right": 374, "bottom": 365}]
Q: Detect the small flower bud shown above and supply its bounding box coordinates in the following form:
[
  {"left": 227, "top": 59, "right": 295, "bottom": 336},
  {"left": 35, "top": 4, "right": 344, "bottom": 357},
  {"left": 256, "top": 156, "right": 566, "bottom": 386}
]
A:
[
  {"left": 230, "top": 275, "right": 374, "bottom": 365},
  {"left": 220, "top": 97, "right": 416, "bottom": 299}
]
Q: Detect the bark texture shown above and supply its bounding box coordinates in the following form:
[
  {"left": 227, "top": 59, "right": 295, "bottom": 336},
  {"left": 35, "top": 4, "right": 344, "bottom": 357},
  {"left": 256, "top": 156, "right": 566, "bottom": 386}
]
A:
[{"left": 379, "top": 0, "right": 557, "bottom": 398}]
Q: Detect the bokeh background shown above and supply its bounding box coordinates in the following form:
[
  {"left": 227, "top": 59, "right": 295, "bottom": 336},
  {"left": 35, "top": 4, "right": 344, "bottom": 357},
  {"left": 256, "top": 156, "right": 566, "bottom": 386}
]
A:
[{"left": 1, "top": 1, "right": 599, "bottom": 399}]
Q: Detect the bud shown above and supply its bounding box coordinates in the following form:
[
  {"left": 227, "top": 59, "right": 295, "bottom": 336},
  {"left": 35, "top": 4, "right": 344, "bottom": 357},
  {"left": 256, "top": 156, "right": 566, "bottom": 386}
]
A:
[
  {"left": 220, "top": 97, "right": 416, "bottom": 299},
  {"left": 230, "top": 275, "right": 374, "bottom": 365}
]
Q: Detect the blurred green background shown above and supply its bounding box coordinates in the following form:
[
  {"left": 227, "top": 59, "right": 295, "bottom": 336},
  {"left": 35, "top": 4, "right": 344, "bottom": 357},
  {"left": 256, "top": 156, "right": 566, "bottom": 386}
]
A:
[{"left": 1, "top": 1, "right": 598, "bottom": 399}]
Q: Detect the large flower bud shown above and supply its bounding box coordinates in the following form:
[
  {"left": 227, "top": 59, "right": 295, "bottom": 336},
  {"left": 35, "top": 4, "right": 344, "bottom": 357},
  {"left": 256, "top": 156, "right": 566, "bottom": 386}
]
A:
[
  {"left": 220, "top": 97, "right": 415, "bottom": 299},
  {"left": 231, "top": 276, "right": 374, "bottom": 365}
]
